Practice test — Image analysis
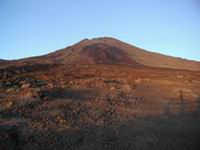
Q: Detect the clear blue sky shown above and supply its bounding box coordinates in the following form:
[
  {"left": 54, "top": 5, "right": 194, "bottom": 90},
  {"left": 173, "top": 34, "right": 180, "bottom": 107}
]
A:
[{"left": 1, "top": 0, "right": 200, "bottom": 61}]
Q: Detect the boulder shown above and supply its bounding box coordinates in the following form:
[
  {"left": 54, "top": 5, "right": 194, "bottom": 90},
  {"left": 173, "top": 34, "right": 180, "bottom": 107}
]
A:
[
  {"left": 110, "top": 86, "right": 116, "bottom": 90},
  {"left": 6, "top": 88, "right": 15, "bottom": 92},
  {"left": 123, "top": 84, "right": 132, "bottom": 91},
  {"left": 21, "top": 83, "right": 31, "bottom": 89},
  {"left": 135, "top": 78, "right": 141, "bottom": 84},
  {"left": 176, "top": 75, "right": 184, "bottom": 79}
]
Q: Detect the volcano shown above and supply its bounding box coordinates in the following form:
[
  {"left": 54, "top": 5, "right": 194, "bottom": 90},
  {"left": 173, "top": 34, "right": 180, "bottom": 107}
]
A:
[
  {"left": 1, "top": 37, "right": 200, "bottom": 71},
  {"left": 0, "top": 37, "right": 200, "bottom": 150}
]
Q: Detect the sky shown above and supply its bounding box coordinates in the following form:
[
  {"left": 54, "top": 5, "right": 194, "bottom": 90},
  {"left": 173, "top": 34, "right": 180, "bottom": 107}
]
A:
[{"left": 0, "top": 0, "right": 200, "bottom": 61}]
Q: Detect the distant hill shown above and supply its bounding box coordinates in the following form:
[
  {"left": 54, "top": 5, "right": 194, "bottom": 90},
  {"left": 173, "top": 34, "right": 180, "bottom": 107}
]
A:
[
  {"left": 0, "top": 59, "right": 6, "bottom": 62},
  {"left": 1, "top": 37, "right": 200, "bottom": 71}
]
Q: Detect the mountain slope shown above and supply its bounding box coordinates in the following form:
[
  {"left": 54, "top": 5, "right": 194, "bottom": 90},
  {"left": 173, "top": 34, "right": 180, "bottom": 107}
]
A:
[
  {"left": 1, "top": 37, "right": 200, "bottom": 150},
  {"left": 1, "top": 37, "right": 200, "bottom": 71}
]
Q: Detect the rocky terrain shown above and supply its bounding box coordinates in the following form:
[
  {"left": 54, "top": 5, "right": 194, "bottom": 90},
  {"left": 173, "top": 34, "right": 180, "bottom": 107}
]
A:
[{"left": 0, "top": 37, "right": 200, "bottom": 150}]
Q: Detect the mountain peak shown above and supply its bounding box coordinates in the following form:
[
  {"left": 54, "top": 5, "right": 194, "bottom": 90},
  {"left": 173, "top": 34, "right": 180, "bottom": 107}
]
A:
[{"left": 1, "top": 37, "right": 200, "bottom": 71}]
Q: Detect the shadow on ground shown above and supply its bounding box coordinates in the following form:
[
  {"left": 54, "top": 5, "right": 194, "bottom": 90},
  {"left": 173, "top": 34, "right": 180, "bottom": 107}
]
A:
[
  {"left": 1, "top": 112, "right": 200, "bottom": 150},
  {"left": 40, "top": 88, "right": 99, "bottom": 101}
]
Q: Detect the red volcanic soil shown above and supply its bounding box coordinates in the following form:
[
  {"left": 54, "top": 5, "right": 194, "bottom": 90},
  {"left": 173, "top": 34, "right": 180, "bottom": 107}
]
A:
[
  {"left": 0, "top": 37, "right": 200, "bottom": 150},
  {"left": 81, "top": 44, "right": 144, "bottom": 67}
]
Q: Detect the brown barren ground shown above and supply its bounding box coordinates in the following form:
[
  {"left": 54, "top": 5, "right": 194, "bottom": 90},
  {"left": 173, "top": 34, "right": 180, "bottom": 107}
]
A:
[{"left": 1, "top": 38, "right": 200, "bottom": 150}]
